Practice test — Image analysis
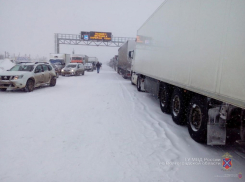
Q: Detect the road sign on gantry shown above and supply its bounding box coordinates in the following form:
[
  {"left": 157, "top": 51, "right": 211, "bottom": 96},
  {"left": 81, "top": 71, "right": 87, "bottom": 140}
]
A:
[{"left": 81, "top": 31, "right": 112, "bottom": 41}]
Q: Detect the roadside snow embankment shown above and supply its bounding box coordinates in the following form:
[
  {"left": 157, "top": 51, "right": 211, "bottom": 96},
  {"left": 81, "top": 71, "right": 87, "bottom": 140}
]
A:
[{"left": 0, "top": 59, "right": 15, "bottom": 72}]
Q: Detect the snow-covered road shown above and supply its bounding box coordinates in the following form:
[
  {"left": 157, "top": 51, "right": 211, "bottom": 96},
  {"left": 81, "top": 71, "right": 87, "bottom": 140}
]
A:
[{"left": 1, "top": 65, "right": 245, "bottom": 182}]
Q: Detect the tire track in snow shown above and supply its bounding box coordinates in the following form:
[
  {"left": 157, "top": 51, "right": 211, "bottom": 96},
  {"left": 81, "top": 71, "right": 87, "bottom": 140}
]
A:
[{"left": 116, "top": 75, "right": 183, "bottom": 182}]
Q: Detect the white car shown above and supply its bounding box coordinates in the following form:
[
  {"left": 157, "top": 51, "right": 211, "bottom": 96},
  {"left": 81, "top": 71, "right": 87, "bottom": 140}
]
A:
[{"left": 0, "top": 62, "right": 57, "bottom": 92}]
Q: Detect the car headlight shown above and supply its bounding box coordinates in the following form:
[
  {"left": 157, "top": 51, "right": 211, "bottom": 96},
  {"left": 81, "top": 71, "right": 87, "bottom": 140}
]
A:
[
  {"left": 13, "top": 75, "right": 23, "bottom": 80},
  {"left": 71, "top": 69, "right": 74, "bottom": 72},
  {"left": 61, "top": 69, "right": 64, "bottom": 72}
]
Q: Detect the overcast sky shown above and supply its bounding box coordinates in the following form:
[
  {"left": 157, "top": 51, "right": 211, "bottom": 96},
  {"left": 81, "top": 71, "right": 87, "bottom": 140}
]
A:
[{"left": 0, "top": 0, "right": 164, "bottom": 62}]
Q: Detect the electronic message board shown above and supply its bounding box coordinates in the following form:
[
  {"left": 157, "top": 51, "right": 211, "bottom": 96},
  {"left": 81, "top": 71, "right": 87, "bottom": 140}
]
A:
[
  {"left": 89, "top": 32, "right": 112, "bottom": 41},
  {"left": 81, "top": 31, "right": 112, "bottom": 41}
]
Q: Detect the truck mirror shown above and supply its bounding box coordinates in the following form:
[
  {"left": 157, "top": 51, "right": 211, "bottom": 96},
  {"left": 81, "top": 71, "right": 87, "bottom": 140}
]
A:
[{"left": 129, "top": 51, "right": 134, "bottom": 59}]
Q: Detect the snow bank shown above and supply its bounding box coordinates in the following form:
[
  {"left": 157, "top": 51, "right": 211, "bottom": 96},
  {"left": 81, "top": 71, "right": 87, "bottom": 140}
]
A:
[{"left": 0, "top": 59, "right": 15, "bottom": 72}]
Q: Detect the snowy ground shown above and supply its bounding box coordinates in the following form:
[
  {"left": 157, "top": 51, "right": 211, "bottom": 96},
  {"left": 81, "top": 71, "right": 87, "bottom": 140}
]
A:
[{"left": 0, "top": 65, "right": 245, "bottom": 182}]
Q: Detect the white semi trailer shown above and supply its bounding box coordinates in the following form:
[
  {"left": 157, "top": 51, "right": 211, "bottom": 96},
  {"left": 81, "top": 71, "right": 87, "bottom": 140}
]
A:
[
  {"left": 130, "top": 0, "right": 245, "bottom": 145},
  {"left": 117, "top": 40, "right": 135, "bottom": 79},
  {"left": 88, "top": 57, "right": 98, "bottom": 64}
]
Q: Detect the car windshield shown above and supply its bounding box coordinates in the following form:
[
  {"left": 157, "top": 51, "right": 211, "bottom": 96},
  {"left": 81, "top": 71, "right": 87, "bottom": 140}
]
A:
[
  {"left": 50, "top": 59, "right": 64, "bottom": 65},
  {"left": 10, "top": 65, "right": 34, "bottom": 72},
  {"left": 66, "top": 65, "right": 77, "bottom": 68}
]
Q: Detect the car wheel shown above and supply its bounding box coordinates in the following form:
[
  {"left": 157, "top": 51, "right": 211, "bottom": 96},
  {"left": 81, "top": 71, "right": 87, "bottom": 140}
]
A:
[
  {"left": 1, "top": 88, "right": 7, "bottom": 91},
  {"left": 50, "top": 77, "right": 56, "bottom": 87},
  {"left": 25, "top": 79, "right": 34, "bottom": 92},
  {"left": 187, "top": 95, "right": 208, "bottom": 143}
]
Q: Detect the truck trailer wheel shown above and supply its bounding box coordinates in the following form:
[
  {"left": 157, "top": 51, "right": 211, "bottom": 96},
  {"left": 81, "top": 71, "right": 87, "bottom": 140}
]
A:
[
  {"left": 159, "top": 84, "right": 172, "bottom": 113},
  {"left": 187, "top": 95, "right": 208, "bottom": 143},
  {"left": 170, "top": 88, "right": 188, "bottom": 125}
]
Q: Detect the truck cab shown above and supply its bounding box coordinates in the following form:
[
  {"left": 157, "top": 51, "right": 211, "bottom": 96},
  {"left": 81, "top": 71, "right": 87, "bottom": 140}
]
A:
[{"left": 49, "top": 54, "right": 70, "bottom": 75}]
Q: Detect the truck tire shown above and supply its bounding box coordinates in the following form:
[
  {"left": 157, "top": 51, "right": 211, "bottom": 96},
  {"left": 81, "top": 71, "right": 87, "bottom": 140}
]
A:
[
  {"left": 50, "top": 77, "right": 56, "bottom": 87},
  {"left": 187, "top": 95, "right": 208, "bottom": 143},
  {"left": 170, "top": 88, "right": 188, "bottom": 125},
  {"left": 122, "top": 72, "right": 127, "bottom": 79},
  {"left": 137, "top": 76, "right": 142, "bottom": 92},
  {"left": 159, "top": 83, "right": 172, "bottom": 113},
  {"left": 25, "top": 79, "right": 34, "bottom": 92}
]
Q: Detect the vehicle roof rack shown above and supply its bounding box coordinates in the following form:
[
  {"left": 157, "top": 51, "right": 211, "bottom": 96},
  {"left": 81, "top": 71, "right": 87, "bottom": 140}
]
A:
[
  {"left": 19, "top": 62, "right": 33, "bottom": 64},
  {"left": 35, "top": 62, "right": 49, "bottom": 64}
]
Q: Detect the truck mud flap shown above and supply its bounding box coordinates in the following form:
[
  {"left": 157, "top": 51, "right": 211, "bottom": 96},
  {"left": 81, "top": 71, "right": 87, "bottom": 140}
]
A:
[{"left": 207, "top": 107, "right": 226, "bottom": 145}]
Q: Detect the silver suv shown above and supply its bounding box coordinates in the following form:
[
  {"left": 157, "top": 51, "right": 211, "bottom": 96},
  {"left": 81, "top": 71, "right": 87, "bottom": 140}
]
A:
[
  {"left": 61, "top": 63, "right": 85, "bottom": 76},
  {"left": 0, "top": 62, "right": 57, "bottom": 92}
]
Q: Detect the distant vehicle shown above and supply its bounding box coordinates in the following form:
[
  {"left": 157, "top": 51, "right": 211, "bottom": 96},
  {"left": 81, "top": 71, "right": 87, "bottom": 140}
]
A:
[
  {"left": 0, "top": 62, "right": 56, "bottom": 92},
  {"left": 108, "top": 58, "right": 114, "bottom": 68},
  {"left": 84, "top": 63, "right": 94, "bottom": 71},
  {"left": 52, "top": 65, "right": 59, "bottom": 78},
  {"left": 130, "top": 0, "right": 245, "bottom": 145},
  {"left": 88, "top": 57, "right": 98, "bottom": 70},
  {"left": 61, "top": 63, "right": 85, "bottom": 76},
  {"left": 117, "top": 40, "right": 135, "bottom": 79},
  {"left": 71, "top": 54, "right": 88, "bottom": 64},
  {"left": 112, "top": 55, "right": 118, "bottom": 71},
  {"left": 49, "top": 53, "right": 70, "bottom": 76}
]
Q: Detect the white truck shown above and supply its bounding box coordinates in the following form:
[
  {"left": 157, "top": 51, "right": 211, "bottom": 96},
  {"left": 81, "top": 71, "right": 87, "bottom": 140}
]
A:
[
  {"left": 49, "top": 53, "right": 70, "bottom": 75},
  {"left": 117, "top": 40, "right": 135, "bottom": 79},
  {"left": 130, "top": 0, "right": 245, "bottom": 145},
  {"left": 88, "top": 57, "right": 98, "bottom": 70},
  {"left": 88, "top": 57, "right": 98, "bottom": 64}
]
